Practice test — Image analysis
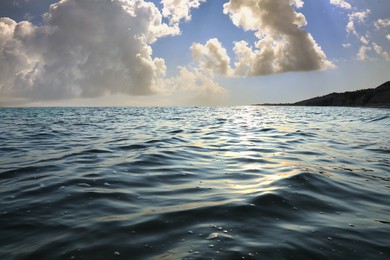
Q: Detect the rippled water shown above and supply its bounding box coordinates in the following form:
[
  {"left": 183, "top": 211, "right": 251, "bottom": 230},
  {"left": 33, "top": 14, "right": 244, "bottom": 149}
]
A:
[{"left": 0, "top": 106, "right": 389, "bottom": 259}]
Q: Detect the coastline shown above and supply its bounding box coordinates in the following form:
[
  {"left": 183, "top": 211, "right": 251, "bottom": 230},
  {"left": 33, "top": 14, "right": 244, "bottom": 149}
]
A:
[{"left": 253, "top": 81, "right": 390, "bottom": 108}]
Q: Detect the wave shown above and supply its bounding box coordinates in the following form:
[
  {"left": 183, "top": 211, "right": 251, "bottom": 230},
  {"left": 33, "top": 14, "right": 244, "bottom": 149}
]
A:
[{"left": 0, "top": 106, "right": 389, "bottom": 259}]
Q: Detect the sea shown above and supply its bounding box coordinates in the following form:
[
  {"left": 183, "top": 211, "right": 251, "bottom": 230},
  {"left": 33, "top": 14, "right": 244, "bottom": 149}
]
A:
[{"left": 0, "top": 106, "right": 389, "bottom": 260}]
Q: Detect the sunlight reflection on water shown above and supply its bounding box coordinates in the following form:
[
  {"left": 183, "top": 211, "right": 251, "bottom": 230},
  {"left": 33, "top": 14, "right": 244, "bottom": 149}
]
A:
[{"left": 0, "top": 106, "right": 389, "bottom": 259}]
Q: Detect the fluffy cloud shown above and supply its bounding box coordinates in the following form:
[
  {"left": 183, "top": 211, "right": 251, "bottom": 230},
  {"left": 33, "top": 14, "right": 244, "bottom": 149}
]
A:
[
  {"left": 374, "top": 18, "right": 390, "bottom": 45},
  {"left": 372, "top": 43, "right": 390, "bottom": 61},
  {"left": 167, "top": 66, "right": 227, "bottom": 106},
  {"left": 346, "top": 10, "right": 370, "bottom": 38},
  {"left": 375, "top": 19, "right": 390, "bottom": 30},
  {"left": 329, "top": 0, "right": 351, "bottom": 10},
  {"left": 0, "top": 0, "right": 183, "bottom": 104},
  {"left": 0, "top": 18, "right": 39, "bottom": 100},
  {"left": 223, "top": 0, "right": 307, "bottom": 35},
  {"left": 357, "top": 46, "right": 371, "bottom": 61},
  {"left": 354, "top": 39, "right": 389, "bottom": 62},
  {"left": 162, "top": 0, "right": 206, "bottom": 24},
  {"left": 1, "top": 0, "right": 221, "bottom": 106},
  {"left": 191, "top": 38, "right": 232, "bottom": 76},
  {"left": 159, "top": 1, "right": 227, "bottom": 105},
  {"left": 191, "top": 0, "right": 334, "bottom": 77}
]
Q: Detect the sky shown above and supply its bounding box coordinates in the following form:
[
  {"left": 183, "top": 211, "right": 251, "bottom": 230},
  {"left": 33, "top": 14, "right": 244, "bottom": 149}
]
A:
[{"left": 0, "top": 0, "right": 389, "bottom": 107}]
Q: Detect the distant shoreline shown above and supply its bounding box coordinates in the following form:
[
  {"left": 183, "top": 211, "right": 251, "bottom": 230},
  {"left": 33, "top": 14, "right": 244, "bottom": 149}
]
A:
[
  {"left": 253, "top": 103, "right": 390, "bottom": 108},
  {"left": 253, "top": 81, "right": 390, "bottom": 108}
]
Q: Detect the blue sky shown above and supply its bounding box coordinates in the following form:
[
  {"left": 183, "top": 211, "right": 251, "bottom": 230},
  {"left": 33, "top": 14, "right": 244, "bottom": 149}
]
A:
[{"left": 0, "top": 0, "right": 389, "bottom": 106}]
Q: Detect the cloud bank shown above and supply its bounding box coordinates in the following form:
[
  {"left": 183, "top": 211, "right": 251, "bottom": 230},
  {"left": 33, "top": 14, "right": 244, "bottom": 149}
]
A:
[
  {"left": 0, "top": 0, "right": 230, "bottom": 105},
  {"left": 191, "top": 0, "right": 334, "bottom": 77},
  {"left": 0, "top": 0, "right": 177, "bottom": 102},
  {"left": 1, "top": 0, "right": 342, "bottom": 106}
]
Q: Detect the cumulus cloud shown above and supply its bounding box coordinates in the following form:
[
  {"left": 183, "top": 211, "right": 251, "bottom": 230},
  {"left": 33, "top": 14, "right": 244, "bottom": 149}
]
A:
[
  {"left": 223, "top": 0, "right": 307, "bottom": 34},
  {"left": 0, "top": 0, "right": 190, "bottom": 104},
  {"left": 190, "top": 0, "right": 334, "bottom": 77},
  {"left": 167, "top": 66, "right": 227, "bottom": 106},
  {"left": 162, "top": 0, "right": 206, "bottom": 24},
  {"left": 158, "top": 0, "right": 227, "bottom": 106},
  {"left": 0, "top": 18, "right": 39, "bottom": 100},
  {"left": 1, "top": 0, "right": 219, "bottom": 106},
  {"left": 191, "top": 38, "right": 232, "bottom": 76},
  {"left": 329, "top": 0, "right": 351, "bottom": 10}
]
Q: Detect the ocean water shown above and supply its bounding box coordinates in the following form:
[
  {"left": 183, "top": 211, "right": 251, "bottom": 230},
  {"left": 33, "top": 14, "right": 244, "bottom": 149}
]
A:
[{"left": 0, "top": 106, "right": 389, "bottom": 260}]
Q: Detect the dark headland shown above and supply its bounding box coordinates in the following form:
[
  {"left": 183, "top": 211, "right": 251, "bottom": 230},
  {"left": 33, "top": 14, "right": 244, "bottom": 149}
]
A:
[{"left": 256, "top": 81, "right": 390, "bottom": 107}]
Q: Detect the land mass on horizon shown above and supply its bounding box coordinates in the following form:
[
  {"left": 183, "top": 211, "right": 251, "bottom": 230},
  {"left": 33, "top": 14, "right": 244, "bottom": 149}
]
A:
[{"left": 257, "top": 81, "right": 390, "bottom": 107}]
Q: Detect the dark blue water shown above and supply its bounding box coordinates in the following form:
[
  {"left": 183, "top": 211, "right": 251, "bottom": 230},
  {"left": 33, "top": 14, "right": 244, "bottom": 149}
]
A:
[{"left": 0, "top": 106, "right": 389, "bottom": 259}]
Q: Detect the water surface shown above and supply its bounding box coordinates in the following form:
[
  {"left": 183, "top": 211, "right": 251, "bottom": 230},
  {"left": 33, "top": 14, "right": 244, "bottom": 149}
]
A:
[{"left": 0, "top": 106, "right": 389, "bottom": 259}]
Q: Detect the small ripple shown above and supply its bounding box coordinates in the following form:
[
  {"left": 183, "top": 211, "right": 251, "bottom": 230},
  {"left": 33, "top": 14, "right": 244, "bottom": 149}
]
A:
[
  {"left": 117, "top": 143, "right": 148, "bottom": 150},
  {"left": 367, "top": 115, "right": 390, "bottom": 122},
  {"left": 1, "top": 106, "right": 390, "bottom": 260}
]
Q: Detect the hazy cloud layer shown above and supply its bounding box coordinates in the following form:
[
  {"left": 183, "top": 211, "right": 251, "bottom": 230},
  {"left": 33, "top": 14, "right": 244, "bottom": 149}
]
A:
[{"left": 191, "top": 0, "right": 334, "bottom": 77}]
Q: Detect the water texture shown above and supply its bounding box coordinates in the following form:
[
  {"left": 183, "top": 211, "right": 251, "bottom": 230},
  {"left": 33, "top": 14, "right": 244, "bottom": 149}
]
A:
[{"left": 0, "top": 106, "right": 389, "bottom": 259}]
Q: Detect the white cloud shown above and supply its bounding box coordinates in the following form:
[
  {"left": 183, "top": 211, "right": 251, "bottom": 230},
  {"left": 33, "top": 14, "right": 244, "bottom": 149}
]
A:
[
  {"left": 387, "top": 34, "right": 390, "bottom": 42},
  {"left": 375, "top": 19, "right": 390, "bottom": 30},
  {"left": 345, "top": 9, "right": 372, "bottom": 60},
  {"left": 329, "top": 0, "right": 351, "bottom": 10},
  {"left": 372, "top": 43, "right": 390, "bottom": 61},
  {"left": 1, "top": 0, "right": 220, "bottom": 106},
  {"left": 344, "top": 9, "right": 390, "bottom": 61},
  {"left": 191, "top": 38, "right": 232, "bottom": 76},
  {"left": 192, "top": 0, "right": 334, "bottom": 77},
  {"left": 291, "top": 0, "right": 304, "bottom": 9},
  {"left": 167, "top": 66, "right": 227, "bottom": 106},
  {"left": 0, "top": 0, "right": 189, "bottom": 105},
  {"left": 357, "top": 46, "right": 371, "bottom": 61},
  {"left": 0, "top": 18, "right": 39, "bottom": 100},
  {"left": 225, "top": 0, "right": 334, "bottom": 74},
  {"left": 346, "top": 10, "right": 370, "bottom": 38},
  {"left": 359, "top": 36, "right": 369, "bottom": 46},
  {"left": 162, "top": 0, "right": 206, "bottom": 24},
  {"left": 224, "top": 0, "right": 308, "bottom": 34}
]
